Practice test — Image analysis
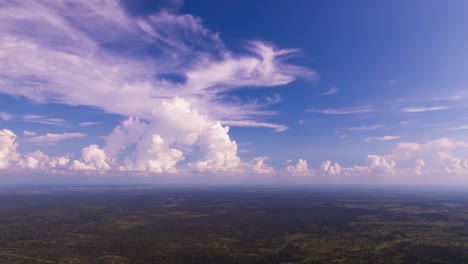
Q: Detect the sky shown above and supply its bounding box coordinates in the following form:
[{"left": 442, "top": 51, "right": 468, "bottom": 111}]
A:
[{"left": 1, "top": 0, "right": 468, "bottom": 184}]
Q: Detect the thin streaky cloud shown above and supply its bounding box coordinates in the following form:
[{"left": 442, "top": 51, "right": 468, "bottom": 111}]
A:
[
  {"left": 307, "top": 105, "right": 375, "bottom": 115},
  {"left": 342, "top": 125, "right": 386, "bottom": 131},
  {"left": 446, "top": 124, "right": 468, "bottom": 131},
  {"left": 431, "top": 92, "right": 467, "bottom": 101},
  {"left": 221, "top": 120, "right": 288, "bottom": 132},
  {"left": 79, "top": 122, "right": 100, "bottom": 127},
  {"left": 265, "top": 94, "right": 282, "bottom": 104},
  {"left": 319, "top": 87, "right": 338, "bottom": 96},
  {"left": 28, "top": 132, "right": 86, "bottom": 144},
  {"left": 365, "top": 135, "right": 400, "bottom": 142},
  {"left": 22, "top": 115, "right": 66, "bottom": 126},
  {"left": 0, "top": 112, "right": 12, "bottom": 121},
  {"left": 23, "top": 130, "right": 37, "bottom": 137},
  {"left": 400, "top": 106, "right": 449, "bottom": 113}
]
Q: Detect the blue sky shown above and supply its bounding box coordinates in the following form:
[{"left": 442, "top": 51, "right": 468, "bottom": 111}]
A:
[{"left": 1, "top": 0, "right": 468, "bottom": 184}]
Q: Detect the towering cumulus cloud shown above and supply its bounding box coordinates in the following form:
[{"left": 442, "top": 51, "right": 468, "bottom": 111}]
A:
[
  {"left": 0, "top": 129, "right": 20, "bottom": 169},
  {"left": 0, "top": 0, "right": 313, "bottom": 174},
  {"left": 104, "top": 98, "right": 239, "bottom": 173}
]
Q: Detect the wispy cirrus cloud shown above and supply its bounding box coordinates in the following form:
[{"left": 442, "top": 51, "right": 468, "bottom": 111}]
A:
[
  {"left": 0, "top": 1, "right": 314, "bottom": 123},
  {"left": 0, "top": 112, "right": 12, "bottom": 121},
  {"left": 23, "top": 130, "right": 37, "bottom": 137},
  {"left": 307, "top": 105, "right": 375, "bottom": 115},
  {"left": 342, "top": 124, "right": 386, "bottom": 131},
  {"left": 400, "top": 106, "right": 449, "bottom": 113},
  {"left": 365, "top": 135, "right": 400, "bottom": 142},
  {"left": 22, "top": 115, "right": 66, "bottom": 126},
  {"left": 221, "top": 120, "right": 288, "bottom": 132},
  {"left": 319, "top": 87, "right": 338, "bottom": 96},
  {"left": 446, "top": 124, "right": 468, "bottom": 131},
  {"left": 79, "top": 122, "right": 100, "bottom": 127},
  {"left": 28, "top": 132, "right": 86, "bottom": 144}
]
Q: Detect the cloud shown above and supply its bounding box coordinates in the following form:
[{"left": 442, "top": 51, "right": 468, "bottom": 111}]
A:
[
  {"left": 0, "top": 129, "right": 71, "bottom": 171},
  {"left": 104, "top": 98, "right": 240, "bottom": 173},
  {"left": 343, "top": 125, "right": 385, "bottom": 131},
  {"left": 384, "top": 138, "right": 468, "bottom": 176},
  {"left": 319, "top": 87, "right": 338, "bottom": 96},
  {"left": 265, "top": 94, "right": 282, "bottom": 104},
  {"left": 220, "top": 120, "right": 288, "bottom": 132},
  {"left": 414, "top": 158, "right": 425, "bottom": 175},
  {"left": 0, "top": 129, "right": 20, "bottom": 169},
  {"left": 423, "top": 137, "right": 468, "bottom": 149},
  {"left": 79, "top": 122, "right": 100, "bottom": 127},
  {"left": 0, "top": 112, "right": 12, "bottom": 121},
  {"left": 28, "top": 132, "right": 86, "bottom": 144},
  {"left": 0, "top": 1, "right": 313, "bottom": 127},
  {"left": 437, "top": 152, "right": 468, "bottom": 175},
  {"left": 320, "top": 160, "right": 342, "bottom": 176},
  {"left": 316, "top": 155, "right": 395, "bottom": 178},
  {"left": 72, "top": 145, "right": 111, "bottom": 171},
  {"left": 400, "top": 106, "right": 449, "bottom": 113},
  {"left": 23, "top": 130, "right": 37, "bottom": 137},
  {"left": 22, "top": 115, "right": 66, "bottom": 126},
  {"left": 446, "top": 124, "right": 468, "bottom": 131},
  {"left": 20, "top": 150, "right": 51, "bottom": 170},
  {"left": 249, "top": 156, "right": 275, "bottom": 174},
  {"left": 307, "top": 105, "right": 375, "bottom": 115},
  {"left": 0, "top": 0, "right": 314, "bottom": 176},
  {"left": 33, "top": 152, "right": 70, "bottom": 170},
  {"left": 365, "top": 135, "right": 400, "bottom": 142},
  {"left": 286, "top": 159, "right": 314, "bottom": 176},
  {"left": 48, "top": 156, "right": 71, "bottom": 169},
  {"left": 365, "top": 155, "right": 396, "bottom": 176}
]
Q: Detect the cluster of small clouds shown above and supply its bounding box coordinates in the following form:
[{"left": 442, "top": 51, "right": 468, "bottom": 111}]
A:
[
  {"left": 286, "top": 159, "right": 314, "bottom": 176},
  {"left": 285, "top": 137, "right": 468, "bottom": 179},
  {"left": 286, "top": 155, "right": 395, "bottom": 178},
  {"left": 0, "top": 99, "right": 277, "bottom": 175},
  {"left": 2, "top": 127, "right": 468, "bottom": 181}
]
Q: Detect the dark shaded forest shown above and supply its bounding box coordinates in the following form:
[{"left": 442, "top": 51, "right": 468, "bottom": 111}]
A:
[{"left": 1, "top": 185, "right": 468, "bottom": 263}]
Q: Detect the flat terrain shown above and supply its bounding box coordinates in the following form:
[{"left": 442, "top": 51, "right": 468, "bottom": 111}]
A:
[{"left": 0, "top": 185, "right": 467, "bottom": 263}]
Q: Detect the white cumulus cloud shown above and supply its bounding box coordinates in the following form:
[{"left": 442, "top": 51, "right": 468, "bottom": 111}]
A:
[
  {"left": 365, "top": 154, "right": 396, "bottom": 176},
  {"left": 0, "top": 129, "right": 20, "bottom": 169},
  {"left": 104, "top": 98, "right": 240, "bottom": 173},
  {"left": 249, "top": 156, "right": 275, "bottom": 174},
  {"left": 72, "top": 145, "right": 111, "bottom": 171},
  {"left": 414, "top": 158, "right": 426, "bottom": 175},
  {"left": 286, "top": 159, "right": 314, "bottom": 176}
]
